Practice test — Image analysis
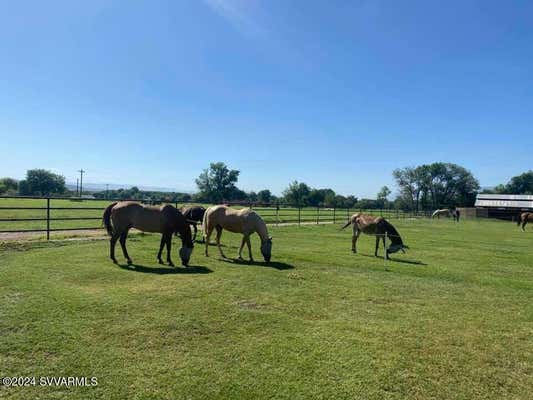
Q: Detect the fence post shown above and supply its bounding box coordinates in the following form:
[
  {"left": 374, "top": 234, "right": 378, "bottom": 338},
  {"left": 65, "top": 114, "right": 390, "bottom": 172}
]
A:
[
  {"left": 316, "top": 206, "right": 319, "bottom": 225},
  {"left": 333, "top": 207, "right": 336, "bottom": 224},
  {"left": 46, "top": 198, "right": 50, "bottom": 240},
  {"left": 298, "top": 205, "right": 301, "bottom": 226},
  {"left": 276, "top": 203, "right": 279, "bottom": 226}
]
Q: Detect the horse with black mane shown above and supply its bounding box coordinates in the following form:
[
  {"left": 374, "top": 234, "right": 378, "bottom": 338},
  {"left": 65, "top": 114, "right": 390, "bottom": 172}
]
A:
[
  {"left": 103, "top": 201, "right": 194, "bottom": 266},
  {"left": 341, "top": 213, "right": 408, "bottom": 259},
  {"left": 517, "top": 212, "right": 532, "bottom": 231},
  {"left": 180, "top": 206, "right": 206, "bottom": 242}
]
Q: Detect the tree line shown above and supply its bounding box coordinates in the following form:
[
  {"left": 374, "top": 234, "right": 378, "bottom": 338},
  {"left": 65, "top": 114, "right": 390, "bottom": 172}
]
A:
[{"left": 2, "top": 164, "right": 532, "bottom": 210}]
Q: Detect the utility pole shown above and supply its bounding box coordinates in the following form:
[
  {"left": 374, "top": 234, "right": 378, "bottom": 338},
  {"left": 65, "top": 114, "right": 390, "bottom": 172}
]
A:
[
  {"left": 106, "top": 184, "right": 109, "bottom": 199},
  {"left": 78, "top": 169, "right": 85, "bottom": 196},
  {"left": 76, "top": 178, "right": 79, "bottom": 196}
]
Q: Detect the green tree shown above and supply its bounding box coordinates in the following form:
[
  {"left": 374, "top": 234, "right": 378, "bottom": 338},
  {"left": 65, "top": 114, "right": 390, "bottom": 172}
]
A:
[
  {"left": 195, "top": 162, "right": 240, "bottom": 202},
  {"left": 257, "top": 189, "right": 272, "bottom": 203},
  {"left": 504, "top": 170, "right": 533, "bottom": 194},
  {"left": 393, "top": 163, "right": 479, "bottom": 210},
  {"left": 21, "top": 169, "right": 66, "bottom": 196},
  {"left": 282, "top": 181, "right": 311, "bottom": 206},
  {"left": 0, "top": 177, "right": 18, "bottom": 195}
]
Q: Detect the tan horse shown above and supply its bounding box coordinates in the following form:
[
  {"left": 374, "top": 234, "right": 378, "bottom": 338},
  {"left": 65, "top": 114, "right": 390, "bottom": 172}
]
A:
[
  {"left": 103, "top": 201, "right": 194, "bottom": 266},
  {"left": 203, "top": 205, "right": 272, "bottom": 262},
  {"left": 517, "top": 212, "right": 533, "bottom": 231},
  {"left": 341, "top": 213, "right": 408, "bottom": 259}
]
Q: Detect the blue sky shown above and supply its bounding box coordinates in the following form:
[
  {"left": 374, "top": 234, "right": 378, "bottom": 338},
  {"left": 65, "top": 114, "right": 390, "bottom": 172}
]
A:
[{"left": 2, "top": 0, "right": 532, "bottom": 197}]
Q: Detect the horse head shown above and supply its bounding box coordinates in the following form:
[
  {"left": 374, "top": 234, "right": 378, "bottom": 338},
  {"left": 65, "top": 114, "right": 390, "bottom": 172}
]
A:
[{"left": 260, "top": 237, "right": 273, "bottom": 263}]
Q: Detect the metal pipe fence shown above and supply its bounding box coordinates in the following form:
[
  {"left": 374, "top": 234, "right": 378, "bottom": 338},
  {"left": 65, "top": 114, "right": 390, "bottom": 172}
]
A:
[{"left": 0, "top": 196, "right": 432, "bottom": 239}]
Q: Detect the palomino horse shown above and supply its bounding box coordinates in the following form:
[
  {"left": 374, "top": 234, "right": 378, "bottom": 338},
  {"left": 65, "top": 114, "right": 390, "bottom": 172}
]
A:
[
  {"left": 432, "top": 208, "right": 460, "bottom": 222},
  {"left": 517, "top": 212, "right": 533, "bottom": 231},
  {"left": 341, "top": 213, "right": 408, "bottom": 259},
  {"left": 180, "top": 206, "right": 206, "bottom": 242},
  {"left": 103, "top": 201, "right": 194, "bottom": 266},
  {"left": 203, "top": 205, "right": 272, "bottom": 262}
]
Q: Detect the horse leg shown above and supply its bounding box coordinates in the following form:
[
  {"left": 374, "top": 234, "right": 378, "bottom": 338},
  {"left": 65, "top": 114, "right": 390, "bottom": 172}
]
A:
[
  {"left": 246, "top": 235, "right": 254, "bottom": 262},
  {"left": 352, "top": 229, "right": 360, "bottom": 253},
  {"left": 192, "top": 224, "right": 198, "bottom": 242},
  {"left": 374, "top": 236, "right": 380, "bottom": 257},
  {"left": 165, "top": 233, "right": 174, "bottom": 267},
  {"left": 204, "top": 225, "right": 213, "bottom": 256},
  {"left": 110, "top": 233, "right": 120, "bottom": 263},
  {"left": 215, "top": 225, "right": 226, "bottom": 258},
  {"left": 119, "top": 230, "right": 132, "bottom": 264},
  {"left": 238, "top": 236, "right": 246, "bottom": 260},
  {"left": 351, "top": 226, "right": 358, "bottom": 252},
  {"left": 157, "top": 234, "right": 166, "bottom": 264}
]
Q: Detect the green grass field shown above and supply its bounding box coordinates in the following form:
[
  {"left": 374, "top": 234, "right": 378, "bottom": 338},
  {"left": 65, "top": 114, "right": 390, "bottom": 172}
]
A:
[
  {"left": 0, "top": 197, "right": 418, "bottom": 233},
  {"left": 1, "top": 219, "right": 532, "bottom": 399}
]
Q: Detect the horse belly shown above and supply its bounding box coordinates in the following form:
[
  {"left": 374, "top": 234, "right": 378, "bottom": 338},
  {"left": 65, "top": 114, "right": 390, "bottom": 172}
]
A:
[{"left": 132, "top": 209, "right": 164, "bottom": 233}]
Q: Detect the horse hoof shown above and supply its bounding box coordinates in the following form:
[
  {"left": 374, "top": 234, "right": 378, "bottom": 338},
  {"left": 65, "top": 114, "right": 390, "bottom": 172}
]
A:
[
  {"left": 111, "top": 258, "right": 118, "bottom": 264},
  {"left": 127, "top": 259, "right": 133, "bottom": 265},
  {"left": 158, "top": 259, "right": 164, "bottom": 265}
]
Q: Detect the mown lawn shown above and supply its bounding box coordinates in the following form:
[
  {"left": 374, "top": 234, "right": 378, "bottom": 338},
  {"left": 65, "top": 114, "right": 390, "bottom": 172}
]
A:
[{"left": 1, "top": 219, "right": 532, "bottom": 399}]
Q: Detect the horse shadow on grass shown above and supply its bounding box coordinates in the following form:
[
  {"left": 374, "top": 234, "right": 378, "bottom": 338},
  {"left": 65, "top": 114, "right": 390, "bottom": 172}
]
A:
[
  {"left": 117, "top": 263, "right": 213, "bottom": 274},
  {"left": 356, "top": 253, "right": 427, "bottom": 266},
  {"left": 219, "top": 257, "right": 294, "bottom": 270}
]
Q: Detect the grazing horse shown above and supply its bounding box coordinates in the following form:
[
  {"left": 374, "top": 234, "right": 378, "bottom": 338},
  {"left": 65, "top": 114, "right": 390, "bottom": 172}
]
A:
[
  {"left": 180, "top": 206, "right": 206, "bottom": 242},
  {"left": 432, "top": 208, "right": 460, "bottom": 222},
  {"left": 341, "top": 213, "right": 408, "bottom": 259},
  {"left": 517, "top": 212, "right": 533, "bottom": 231},
  {"left": 203, "top": 205, "right": 272, "bottom": 262},
  {"left": 103, "top": 201, "right": 194, "bottom": 266}
]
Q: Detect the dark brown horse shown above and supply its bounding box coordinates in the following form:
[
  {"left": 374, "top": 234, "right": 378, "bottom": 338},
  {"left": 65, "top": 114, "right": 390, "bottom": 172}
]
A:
[
  {"left": 517, "top": 212, "right": 532, "bottom": 231},
  {"left": 180, "top": 206, "right": 206, "bottom": 242},
  {"left": 341, "top": 213, "right": 408, "bottom": 259},
  {"left": 103, "top": 201, "right": 194, "bottom": 266}
]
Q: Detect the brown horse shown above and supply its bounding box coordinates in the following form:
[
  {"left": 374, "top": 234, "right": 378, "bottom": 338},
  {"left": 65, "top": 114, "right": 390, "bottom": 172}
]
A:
[
  {"left": 341, "top": 213, "right": 408, "bottom": 259},
  {"left": 517, "top": 212, "right": 533, "bottom": 231},
  {"left": 203, "top": 205, "right": 272, "bottom": 262},
  {"left": 103, "top": 201, "right": 194, "bottom": 266},
  {"left": 180, "top": 206, "right": 206, "bottom": 242}
]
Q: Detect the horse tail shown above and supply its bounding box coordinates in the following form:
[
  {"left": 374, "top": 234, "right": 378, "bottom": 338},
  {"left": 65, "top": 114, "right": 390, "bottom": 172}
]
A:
[
  {"left": 340, "top": 219, "right": 352, "bottom": 230},
  {"left": 102, "top": 202, "right": 118, "bottom": 236},
  {"left": 517, "top": 213, "right": 523, "bottom": 226}
]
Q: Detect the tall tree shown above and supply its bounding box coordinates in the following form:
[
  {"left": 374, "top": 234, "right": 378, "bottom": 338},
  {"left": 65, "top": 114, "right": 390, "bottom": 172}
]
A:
[
  {"left": 282, "top": 181, "right": 311, "bottom": 206},
  {"left": 195, "top": 162, "right": 240, "bottom": 202},
  {"left": 393, "top": 163, "right": 479, "bottom": 210},
  {"left": 503, "top": 170, "right": 533, "bottom": 194},
  {"left": 19, "top": 169, "right": 66, "bottom": 196},
  {"left": 0, "top": 177, "right": 18, "bottom": 195},
  {"left": 257, "top": 189, "right": 272, "bottom": 203}
]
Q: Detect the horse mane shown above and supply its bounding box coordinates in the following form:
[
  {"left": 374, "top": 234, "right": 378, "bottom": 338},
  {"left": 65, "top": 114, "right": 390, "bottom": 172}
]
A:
[{"left": 381, "top": 219, "right": 404, "bottom": 247}]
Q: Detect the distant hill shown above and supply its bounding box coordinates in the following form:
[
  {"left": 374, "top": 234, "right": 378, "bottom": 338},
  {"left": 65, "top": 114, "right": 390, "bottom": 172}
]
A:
[{"left": 66, "top": 182, "right": 193, "bottom": 194}]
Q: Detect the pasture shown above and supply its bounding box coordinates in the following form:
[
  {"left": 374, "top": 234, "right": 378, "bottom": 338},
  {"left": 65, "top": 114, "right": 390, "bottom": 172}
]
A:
[{"left": 1, "top": 219, "right": 532, "bottom": 399}]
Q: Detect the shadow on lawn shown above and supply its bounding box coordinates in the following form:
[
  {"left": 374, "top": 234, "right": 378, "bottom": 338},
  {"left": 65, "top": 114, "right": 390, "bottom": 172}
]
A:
[
  {"left": 357, "top": 252, "right": 427, "bottom": 266},
  {"left": 117, "top": 263, "right": 213, "bottom": 274},
  {"left": 219, "top": 257, "right": 294, "bottom": 270}
]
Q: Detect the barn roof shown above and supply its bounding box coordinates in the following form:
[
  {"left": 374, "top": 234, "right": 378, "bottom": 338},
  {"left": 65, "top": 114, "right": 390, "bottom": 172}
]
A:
[{"left": 475, "top": 194, "right": 533, "bottom": 209}]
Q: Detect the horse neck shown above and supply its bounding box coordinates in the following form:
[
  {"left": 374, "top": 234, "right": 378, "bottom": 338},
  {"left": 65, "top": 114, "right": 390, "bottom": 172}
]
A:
[{"left": 254, "top": 219, "right": 269, "bottom": 242}]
